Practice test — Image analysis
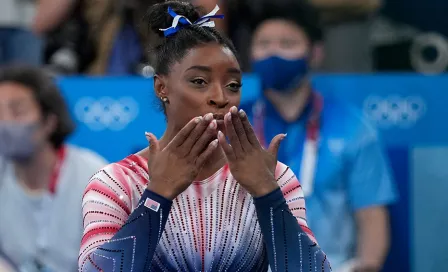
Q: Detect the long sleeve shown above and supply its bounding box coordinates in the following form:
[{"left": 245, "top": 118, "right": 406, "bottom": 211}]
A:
[
  {"left": 78, "top": 164, "right": 172, "bottom": 271},
  {"left": 254, "top": 162, "right": 331, "bottom": 271}
]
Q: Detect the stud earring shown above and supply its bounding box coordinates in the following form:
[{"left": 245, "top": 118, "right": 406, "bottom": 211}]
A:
[{"left": 161, "top": 97, "right": 168, "bottom": 103}]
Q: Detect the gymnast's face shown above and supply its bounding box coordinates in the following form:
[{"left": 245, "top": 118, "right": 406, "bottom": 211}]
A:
[{"left": 154, "top": 43, "right": 242, "bottom": 132}]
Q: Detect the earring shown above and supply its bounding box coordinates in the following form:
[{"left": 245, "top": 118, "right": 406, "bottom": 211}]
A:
[{"left": 160, "top": 97, "right": 168, "bottom": 103}]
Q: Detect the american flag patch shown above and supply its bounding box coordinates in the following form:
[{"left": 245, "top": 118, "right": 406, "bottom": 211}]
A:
[{"left": 144, "top": 197, "right": 160, "bottom": 212}]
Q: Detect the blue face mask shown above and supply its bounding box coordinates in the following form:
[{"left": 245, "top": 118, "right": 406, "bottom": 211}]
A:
[
  {"left": 0, "top": 122, "right": 38, "bottom": 161},
  {"left": 252, "top": 56, "right": 309, "bottom": 92}
]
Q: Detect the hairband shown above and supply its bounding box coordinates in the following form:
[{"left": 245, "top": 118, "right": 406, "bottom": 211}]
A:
[{"left": 159, "top": 5, "right": 224, "bottom": 37}]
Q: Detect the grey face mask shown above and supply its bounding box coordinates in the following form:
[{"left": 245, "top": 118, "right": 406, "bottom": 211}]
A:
[{"left": 0, "top": 122, "right": 38, "bottom": 161}]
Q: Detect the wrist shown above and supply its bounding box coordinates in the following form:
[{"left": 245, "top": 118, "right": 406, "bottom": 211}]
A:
[
  {"left": 147, "top": 181, "right": 177, "bottom": 200},
  {"left": 249, "top": 179, "right": 279, "bottom": 198}
]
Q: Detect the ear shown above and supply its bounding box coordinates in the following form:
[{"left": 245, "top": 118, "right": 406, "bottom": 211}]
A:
[
  {"left": 310, "top": 42, "right": 325, "bottom": 70},
  {"left": 154, "top": 74, "right": 169, "bottom": 99},
  {"left": 42, "top": 113, "right": 58, "bottom": 137}
]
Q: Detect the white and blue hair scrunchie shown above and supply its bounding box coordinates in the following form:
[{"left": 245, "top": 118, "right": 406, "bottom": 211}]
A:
[{"left": 159, "top": 5, "right": 224, "bottom": 37}]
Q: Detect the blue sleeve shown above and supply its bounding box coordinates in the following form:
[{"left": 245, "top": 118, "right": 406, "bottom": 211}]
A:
[
  {"left": 254, "top": 188, "right": 331, "bottom": 271},
  {"left": 82, "top": 190, "right": 172, "bottom": 271},
  {"left": 347, "top": 126, "right": 398, "bottom": 210}
]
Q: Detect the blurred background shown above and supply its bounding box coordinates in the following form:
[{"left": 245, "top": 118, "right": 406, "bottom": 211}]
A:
[{"left": 1, "top": 0, "right": 447, "bottom": 271}]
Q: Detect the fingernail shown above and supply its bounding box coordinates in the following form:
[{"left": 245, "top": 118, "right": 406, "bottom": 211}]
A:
[
  {"left": 238, "top": 109, "right": 246, "bottom": 117},
  {"left": 230, "top": 106, "right": 237, "bottom": 114},
  {"left": 281, "top": 133, "right": 287, "bottom": 140},
  {"left": 194, "top": 116, "right": 202, "bottom": 123},
  {"left": 211, "top": 139, "right": 218, "bottom": 147},
  {"left": 145, "top": 132, "right": 151, "bottom": 141},
  {"left": 218, "top": 130, "right": 223, "bottom": 138},
  {"left": 225, "top": 112, "right": 231, "bottom": 121},
  {"left": 204, "top": 113, "right": 213, "bottom": 121},
  {"left": 209, "top": 119, "right": 217, "bottom": 129}
]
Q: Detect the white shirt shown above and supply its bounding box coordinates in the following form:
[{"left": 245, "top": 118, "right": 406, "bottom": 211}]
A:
[{"left": 0, "top": 145, "right": 107, "bottom": 272}]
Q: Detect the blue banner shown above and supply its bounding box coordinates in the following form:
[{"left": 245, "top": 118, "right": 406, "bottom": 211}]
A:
[{"left": 59, "top": 74, "right": 448, "bottom": 272}]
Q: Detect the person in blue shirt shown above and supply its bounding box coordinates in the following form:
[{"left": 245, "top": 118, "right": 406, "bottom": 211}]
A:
[{"left": 242, "top": 1, "right": 398, "bottom": 271}]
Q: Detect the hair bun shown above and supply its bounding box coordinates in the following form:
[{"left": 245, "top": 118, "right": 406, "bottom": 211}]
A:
[{"left": 146, "top": 1, "right": 202, "bottom": 39}]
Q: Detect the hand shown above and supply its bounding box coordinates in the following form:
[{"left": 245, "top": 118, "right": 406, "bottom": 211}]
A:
[
  {"left": 218, "top": 106, "right": 286, "bottom": 197},
  {"left": 145, "top": 113, "right": 218, "bottom": 200}
]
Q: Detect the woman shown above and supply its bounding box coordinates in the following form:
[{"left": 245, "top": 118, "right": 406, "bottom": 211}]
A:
[
  {"left": 0, "top": 65, "right": 107, "bottom": 271},
  {"left": 79, "top": 2, "right": 330, "bottom": 271}
]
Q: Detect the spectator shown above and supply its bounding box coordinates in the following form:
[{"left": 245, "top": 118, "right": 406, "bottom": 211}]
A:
[
  {"left": 0, "top": 65, "right": 107, "bottom": 271},
  {"left": 242, "top": 1, "right": 398, "bottom": 271},
  {"left": 83, "top": 0, "right": 222, "bottom": 76},
  {"left": 83, "top": 0, "right": 160, "bottom": 75},
  {"left": 0, "top": 0, "right": 75, "bottom": 65}
]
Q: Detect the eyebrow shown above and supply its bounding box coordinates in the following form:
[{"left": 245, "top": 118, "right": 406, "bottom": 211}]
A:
[{"left": 186, "top": 65, "right": 242, "bottom": 75}]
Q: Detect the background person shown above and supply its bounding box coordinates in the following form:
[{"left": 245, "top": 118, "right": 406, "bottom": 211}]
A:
[
  {"left": 0, "top": 0, "right": 75, "bottom": 65},
  {"left": 244, "top": 1, "right": 398, "bottom": 271},
  {"left": 0, "top": 65, "right": 107, "bottom": 272}
]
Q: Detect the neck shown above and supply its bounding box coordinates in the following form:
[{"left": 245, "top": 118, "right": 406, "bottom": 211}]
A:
[
  {"left": 14, "top": 143, "right": 57, "bottom": 193},
  {"left": 265, "top": 81, "right": 312, "bottom": 122},
  {"left": 160, "top": 123, "right": 225, "bottom": 180}
]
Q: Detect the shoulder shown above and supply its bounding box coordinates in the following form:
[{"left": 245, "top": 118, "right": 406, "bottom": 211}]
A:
[
  {"left": 84, "top": 154, "right": 148, "bottom": 197},
  {"left": 274, "top": 161, "right": 300, "bottom": 189},
  {"left": 274, "top": 161, "right": 294, "bottom": 180},
  {"left": 66, "top": 145, "right": 108, "bottom": 172}
]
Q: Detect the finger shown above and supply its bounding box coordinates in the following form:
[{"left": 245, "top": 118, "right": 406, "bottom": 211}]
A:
[
  {"left": 217, "top": 130, "right": 235, "bottom": 161},
  {"left": 224, "top": 111, "right": 243, "bottom": 156},
  {"left": 238, "top": 109, "right": 262, "bottom": 148},
  {"left": 196, "top": 139, "right": 219, "bottom": 168},
  {"left": 267, "top": 133, "right": 287, "bottom": 160},
  {"left": 229, "top": 106, "right": 251, "bottom": 151},
  {"left": 190, "top": 119, "right": 217, "bottom": 156},
  {"left": 169, "top": 116, "right": 203, "bottom": 148},
  {"left": 145, "top": 132, "right": 160, "bottom": 155},
  {"left": 180, "top": 113, "right": 214, "bottom": 153}
]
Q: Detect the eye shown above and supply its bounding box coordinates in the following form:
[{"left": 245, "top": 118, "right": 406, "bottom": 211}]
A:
[
  {"left": 227, "top": 81, "right": 242, "bottom": 92},
  {"left": 280, "top": 39, "right": 299, "bottom": 49},
  {"left": 190, "top": 78, "right": 207, "bottom": 85}
]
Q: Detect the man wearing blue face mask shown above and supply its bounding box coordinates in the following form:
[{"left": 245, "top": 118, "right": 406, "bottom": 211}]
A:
[{"left": 242, "top": 1, "right": 398, "bottom": 272}]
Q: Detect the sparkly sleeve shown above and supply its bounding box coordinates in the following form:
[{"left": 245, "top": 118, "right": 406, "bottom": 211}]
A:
[
  {"left": 253, "top": 163, "right": 331, "bottom": 271},
  {"left": 78, "top": 164, "right": 172, "bottom": 271}
]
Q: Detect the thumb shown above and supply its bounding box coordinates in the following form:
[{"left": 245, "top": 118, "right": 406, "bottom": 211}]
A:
[
  {"left": 145, "top": 132, "right": 160, "bottom": 155},
  {"left": 267, "top": 133, "right": 287, "bottom": 159}
]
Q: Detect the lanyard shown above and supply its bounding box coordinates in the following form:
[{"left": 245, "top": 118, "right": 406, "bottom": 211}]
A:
[
  {"left": 253, "top": 93, "right": 323, "bottom": 197},
  {"left": 33, "top": 145, "right": 67, "bottom": 270},
  {"left": 48, "top": 145, "right": 66, "bottom": 194}
]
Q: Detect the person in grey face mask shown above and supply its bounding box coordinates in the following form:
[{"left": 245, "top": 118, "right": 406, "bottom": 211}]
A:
[{"left": 0, "top": 65, "right": 108, "bottom": 272}]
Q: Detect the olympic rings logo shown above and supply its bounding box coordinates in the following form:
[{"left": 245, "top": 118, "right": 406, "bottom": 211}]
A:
[
  {"left": 74, "top": 97, "right": 139, "bottom": 131},
  {"left": 363, "top": 95, "right": 426, "bottom": 128}
]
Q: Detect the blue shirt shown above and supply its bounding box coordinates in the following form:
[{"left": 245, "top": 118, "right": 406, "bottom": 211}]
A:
[{"left": 242, "top": 93, "right": 398, "bottom": 269}]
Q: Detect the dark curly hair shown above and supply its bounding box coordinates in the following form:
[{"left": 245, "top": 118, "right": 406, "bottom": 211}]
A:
[
  {"left": 0, "top": 65, "right": 75, "bottom": 149},
  {"left": 145, "top": 1, "right": 239, "bottom": 75}
]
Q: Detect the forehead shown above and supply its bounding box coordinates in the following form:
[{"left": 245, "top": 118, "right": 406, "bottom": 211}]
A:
[
  {"left": 254, "top": 19, "right": 308, "bottom": 41},
  {"left": 0, "top": 82, "right": 34, "bottom": 102},
  {"left": 171, "top": 43, "right": 240, "bottom": 72}
]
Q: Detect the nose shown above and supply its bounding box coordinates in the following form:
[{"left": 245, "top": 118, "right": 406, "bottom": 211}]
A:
[{"left": 208, "top": 85, "right": 229, "bottom": 108}]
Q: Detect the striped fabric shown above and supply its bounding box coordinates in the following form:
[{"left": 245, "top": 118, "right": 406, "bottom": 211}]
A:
[{"left": 79, "top": 154, "right": 323, "bottom": 271}]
